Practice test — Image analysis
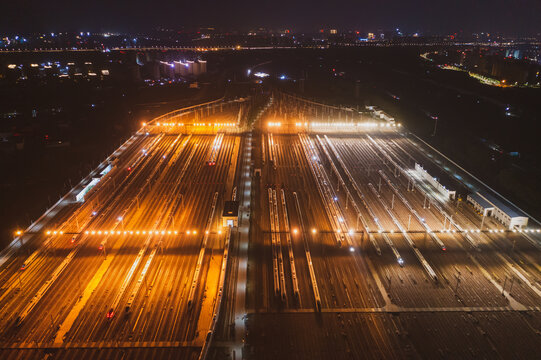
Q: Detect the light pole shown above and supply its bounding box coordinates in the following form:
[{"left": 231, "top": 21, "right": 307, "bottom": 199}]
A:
[
  {"left": 480, "top": 214, "right": 486, "bottom": 231},
  {"left": 443, "top": 215, "right": 447, "bottom": 231},
  {"left": 431, "top": 117, "right": 438, "bottom": 137}
]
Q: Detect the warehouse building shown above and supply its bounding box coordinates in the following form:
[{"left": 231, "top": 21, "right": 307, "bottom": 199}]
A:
[{"left": 467, "top": 191, "right": 528, "bottom": 229}]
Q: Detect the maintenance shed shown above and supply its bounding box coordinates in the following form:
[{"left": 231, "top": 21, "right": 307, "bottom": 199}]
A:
[
  {"left": 222, "top": 201, "right": 240, "bottom": 227},
  {"left": 467, "top": 191, "right": 528, "bottom": 229}
]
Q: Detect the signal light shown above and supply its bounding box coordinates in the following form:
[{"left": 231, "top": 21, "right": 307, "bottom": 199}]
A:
[{"left": 106, "top": 309, "right": 114, "bottom": 319}]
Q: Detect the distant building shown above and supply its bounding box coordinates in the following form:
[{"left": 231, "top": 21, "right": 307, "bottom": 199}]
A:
[
  {"left": 185, "top": 60, "right": 194, "bottom": 75},
  {"left": 159, "top": 61, "right": 175, "bottom": 78},
  {"left": 193, "top": 61, "right": 201, "bottom": 76},
  {"left": 198, "top": 60, "right": 207, "bottom": 74}
]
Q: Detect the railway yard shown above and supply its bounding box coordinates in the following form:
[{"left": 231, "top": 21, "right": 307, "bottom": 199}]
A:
[{"left": 1, "top": 93, "right": 541, "bottom": 359}]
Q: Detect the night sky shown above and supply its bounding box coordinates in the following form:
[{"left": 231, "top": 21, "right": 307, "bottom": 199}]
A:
[{"left": 2, "top": 0, "right": 541, "bottom": 34}]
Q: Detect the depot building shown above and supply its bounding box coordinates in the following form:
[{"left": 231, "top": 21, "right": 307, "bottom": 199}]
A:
[{"left": 467, "top": 191, "right": 528, "bottom": 229}]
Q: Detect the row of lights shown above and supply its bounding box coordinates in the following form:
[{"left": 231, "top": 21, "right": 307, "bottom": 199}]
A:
[
  {"left": 270, "top": 122, "right": 402, "bottom": 128},
  {"left": 150, "top": 122, "right": 238, "bottom": 127},
  {"left": 19, "top": 227, "right": 540, "bottom": 238},
  {"left": 191, "top": 123, "right": 237, "bottom": 127},
  {"left": 310, "top": 122, "right": 401, "bottom": 128},
  {"left": 284, "top": 228, "right": 541, "bottom": 235},
  {"left": 45, "top": 229, "right": 223, "bottom": 236}
]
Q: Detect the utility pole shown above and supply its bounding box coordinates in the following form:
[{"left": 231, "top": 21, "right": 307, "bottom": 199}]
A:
[
  {"left": 443, "top": 216, "right": 447, "bottom": 231},
  {"left": 431, "top": 117, "right": 438, "bottom": 137},
  {"left": 480, "top": 214, "right": 486, "bottom": 231}
]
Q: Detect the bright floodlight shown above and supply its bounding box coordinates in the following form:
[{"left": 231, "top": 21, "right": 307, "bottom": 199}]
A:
[{"left": 253, "top": 72, "right": 269, "bottom": 78}]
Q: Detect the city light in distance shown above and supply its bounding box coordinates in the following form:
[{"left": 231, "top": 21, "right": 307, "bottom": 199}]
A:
[{"left": 253, "top": 72, "right": 269, "bottom": 78}]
